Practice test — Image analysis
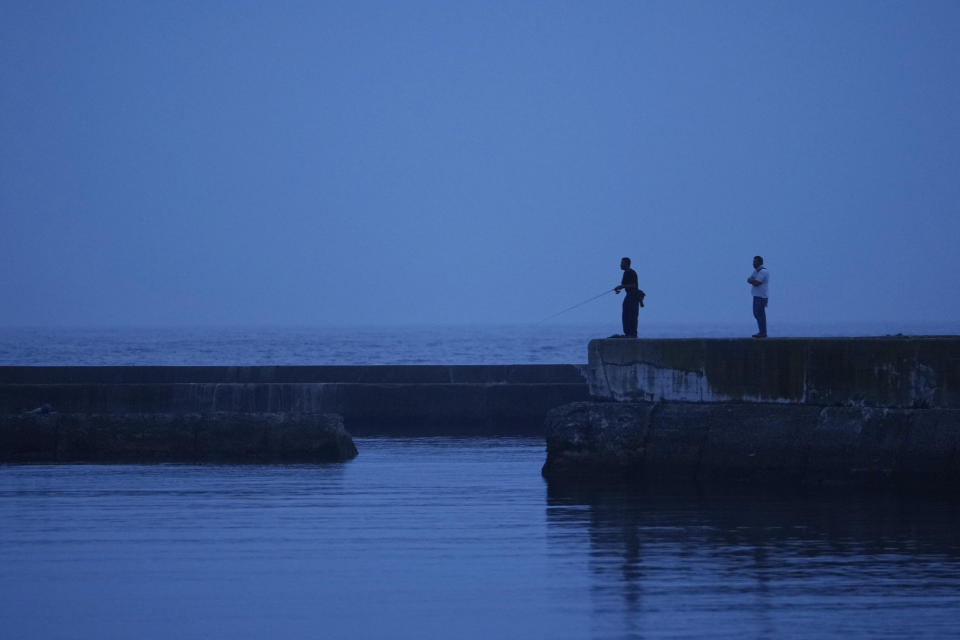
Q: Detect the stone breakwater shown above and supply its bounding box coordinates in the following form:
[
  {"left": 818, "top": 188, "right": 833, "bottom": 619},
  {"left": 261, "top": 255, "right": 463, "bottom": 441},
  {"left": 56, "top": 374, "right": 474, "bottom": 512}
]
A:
[
  {"left": 543, "top": 337, "right": 960, "bottom": 488},
  {"left": 3, "top": 411, "right": 357, "bottom": 463},
  {"left": 0, "top": 365, "right": 589, "bottom": 462}
]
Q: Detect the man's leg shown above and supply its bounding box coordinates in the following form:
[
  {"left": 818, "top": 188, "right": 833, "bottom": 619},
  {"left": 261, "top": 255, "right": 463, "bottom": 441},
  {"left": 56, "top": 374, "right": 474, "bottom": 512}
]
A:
[
  {"left": 624, "top": 296, "right": 639, "bottom": 337},
  {"left": 758, "top": 298, "right": 767, "bottom": 335},
  {"left": 753, "top": 297, "right": 767, "bottom": 336},
  {"left": 622, "top": 297, "right": 630, "bottom": 335}
]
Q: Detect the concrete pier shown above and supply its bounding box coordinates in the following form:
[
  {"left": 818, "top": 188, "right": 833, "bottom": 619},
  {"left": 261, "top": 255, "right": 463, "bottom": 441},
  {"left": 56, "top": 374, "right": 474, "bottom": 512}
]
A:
[
  {"left": 0, "top": 365, "right": 590, "bottom": 462},
  {"left": 544, "top": 337, "right": 960, "bottom": 488},
  {"left": 586, "top": 337, "right": 960, "bottom": 407}
]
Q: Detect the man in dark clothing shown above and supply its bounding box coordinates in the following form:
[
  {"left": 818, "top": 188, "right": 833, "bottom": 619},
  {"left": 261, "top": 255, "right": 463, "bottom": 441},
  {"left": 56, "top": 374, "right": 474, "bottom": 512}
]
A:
[{"left": 615, "top": 257, "right": 645, "bottom": 337}]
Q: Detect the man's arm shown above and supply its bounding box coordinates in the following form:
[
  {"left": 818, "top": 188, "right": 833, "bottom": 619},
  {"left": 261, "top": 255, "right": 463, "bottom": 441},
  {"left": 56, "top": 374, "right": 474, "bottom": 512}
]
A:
[{"left": 617, "top": 271, "right": 639, "bottom": 293}]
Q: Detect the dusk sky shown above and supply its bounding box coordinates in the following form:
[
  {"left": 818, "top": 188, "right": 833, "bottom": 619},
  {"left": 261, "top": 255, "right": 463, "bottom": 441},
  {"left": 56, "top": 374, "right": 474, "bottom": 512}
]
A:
[{"left": 2, "top": 1, "right": 958, "bottom": 328}]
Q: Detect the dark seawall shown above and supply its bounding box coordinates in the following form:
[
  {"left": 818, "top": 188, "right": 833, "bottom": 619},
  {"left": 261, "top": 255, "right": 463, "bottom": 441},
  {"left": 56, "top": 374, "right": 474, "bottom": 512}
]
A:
[
  {"left": 0, "top": 365, "right": 590, "bottom": 462},
  {"left": 544, "top": 337, "right": 960, "bottom": 489}
]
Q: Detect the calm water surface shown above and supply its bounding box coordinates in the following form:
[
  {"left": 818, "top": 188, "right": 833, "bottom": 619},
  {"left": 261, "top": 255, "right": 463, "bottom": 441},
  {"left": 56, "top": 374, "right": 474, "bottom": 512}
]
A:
[
  {"left": 2, "top": 438, "right": 959, "bottom": 639},
  {"left": 3, "top": 323, "right": 958, "bottom": 365}
]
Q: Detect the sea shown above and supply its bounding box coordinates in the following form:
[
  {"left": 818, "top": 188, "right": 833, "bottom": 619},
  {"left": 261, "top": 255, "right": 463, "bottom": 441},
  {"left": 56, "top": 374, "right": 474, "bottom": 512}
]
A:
[
  {"left": 2, "top": 321, "right": 958, "bottom": 366},
  {"left": 2, "top": 323, "right": 960, "bottom": 639}
]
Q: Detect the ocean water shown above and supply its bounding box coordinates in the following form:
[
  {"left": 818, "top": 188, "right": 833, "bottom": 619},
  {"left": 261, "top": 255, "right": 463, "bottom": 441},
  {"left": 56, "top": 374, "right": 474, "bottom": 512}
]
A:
[
  {"left": 3, "top": 325, "right": 960, "bottom": 638},
  {"left": 2, "top": 439, "right": 959, "bottom": 639},
  {"left": 1, "top": 322, "right": 957, "bottom": 366}
]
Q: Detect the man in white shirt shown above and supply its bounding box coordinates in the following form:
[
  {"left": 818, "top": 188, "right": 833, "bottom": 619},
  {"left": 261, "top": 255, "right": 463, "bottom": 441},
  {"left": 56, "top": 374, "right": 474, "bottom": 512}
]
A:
[{"left": 747, "top": 255, "right": 769, "bottom": 338}]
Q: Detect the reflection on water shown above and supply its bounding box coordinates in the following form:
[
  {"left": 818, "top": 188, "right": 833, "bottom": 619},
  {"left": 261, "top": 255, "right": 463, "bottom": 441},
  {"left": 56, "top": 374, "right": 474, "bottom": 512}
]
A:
[
  {"left": 546, "top": 482, "right": 960, "bottom": 639},
  {"left": 1, "top": 439, "right": 959, "bottom": 639}
]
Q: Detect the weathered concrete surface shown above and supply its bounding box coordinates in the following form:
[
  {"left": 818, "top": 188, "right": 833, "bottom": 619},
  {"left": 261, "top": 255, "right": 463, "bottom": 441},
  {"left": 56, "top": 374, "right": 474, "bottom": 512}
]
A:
[
  {"left": 0, "top": 364, "right": 585, "bottom": 384},
  {"left": 0, "top": 410, "right": 357, "bottom": 463},
  {"left": 542, "top": 401, "right": 960, "bottom": 488},
  {"left": 587, "top": 337, "right": 960, "bottom": 408},
  {"left": 0, "top": 365, "right": 589, "bottom": 437}
]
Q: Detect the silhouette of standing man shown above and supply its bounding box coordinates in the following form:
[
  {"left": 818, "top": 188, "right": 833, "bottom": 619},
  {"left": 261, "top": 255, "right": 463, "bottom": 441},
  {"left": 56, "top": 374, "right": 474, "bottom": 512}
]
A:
[
  {"left": 615, "top": 257, "right": 644, "bottom": 338},
  {"left": 747, "top": 255, "right": 769, "bottom": 338}
]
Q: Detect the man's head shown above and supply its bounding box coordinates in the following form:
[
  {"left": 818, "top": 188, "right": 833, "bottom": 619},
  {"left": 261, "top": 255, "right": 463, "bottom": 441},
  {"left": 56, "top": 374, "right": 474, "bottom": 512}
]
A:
[
  {"left": 621, "top": 257, "right": 631, "bottom": 270},
  {"left": 753, "top": 255, "right": 763, "bottom": 269}
]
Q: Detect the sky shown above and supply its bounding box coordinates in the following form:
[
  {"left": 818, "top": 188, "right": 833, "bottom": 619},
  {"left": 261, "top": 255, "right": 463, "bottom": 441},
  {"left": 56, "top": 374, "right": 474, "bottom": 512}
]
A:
[{"left": 2, "top": 0, "right": 959, "bottom": 328}]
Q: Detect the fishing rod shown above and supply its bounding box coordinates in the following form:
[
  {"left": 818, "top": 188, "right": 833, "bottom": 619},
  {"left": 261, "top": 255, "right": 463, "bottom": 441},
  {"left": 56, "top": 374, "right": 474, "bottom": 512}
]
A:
[{"left": 535, "top": 288, "right": 614, "bottom": 325}]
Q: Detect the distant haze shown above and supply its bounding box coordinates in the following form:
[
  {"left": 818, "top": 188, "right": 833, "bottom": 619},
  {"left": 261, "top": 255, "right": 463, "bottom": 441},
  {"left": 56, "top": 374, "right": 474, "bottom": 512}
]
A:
[{"left": 2, "top": 1, "right": 958, "bottom": 329}]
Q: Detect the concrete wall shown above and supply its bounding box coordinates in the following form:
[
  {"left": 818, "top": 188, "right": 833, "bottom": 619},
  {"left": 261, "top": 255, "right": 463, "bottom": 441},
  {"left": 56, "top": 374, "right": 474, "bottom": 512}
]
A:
[
  {"left": 0, "top": 364, "right": 586, "bottom": 384},
  {"left": 0, "top": 411, "right": 357, "bottom": 463},
  {"left": 587, "top": 337, "right": 960, "bottom": 408},
  {"left": 545, "top": 337, "right": 960, "bottom": 489},
  {"left": 0, "top": 365, "right": 590, "bottom": 437}
]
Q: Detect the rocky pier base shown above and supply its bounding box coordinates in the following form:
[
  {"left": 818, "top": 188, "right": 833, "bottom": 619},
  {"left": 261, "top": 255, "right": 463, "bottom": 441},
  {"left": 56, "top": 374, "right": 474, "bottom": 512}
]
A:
[{"left": 543, "top": 337, "right": 960, "bottom": 489}]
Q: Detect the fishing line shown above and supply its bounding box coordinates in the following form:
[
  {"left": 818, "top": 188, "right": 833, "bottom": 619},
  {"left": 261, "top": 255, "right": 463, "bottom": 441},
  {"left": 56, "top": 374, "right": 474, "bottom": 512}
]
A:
[{"left": 535, "top": 289, "right": 614, "bottom": 325}]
